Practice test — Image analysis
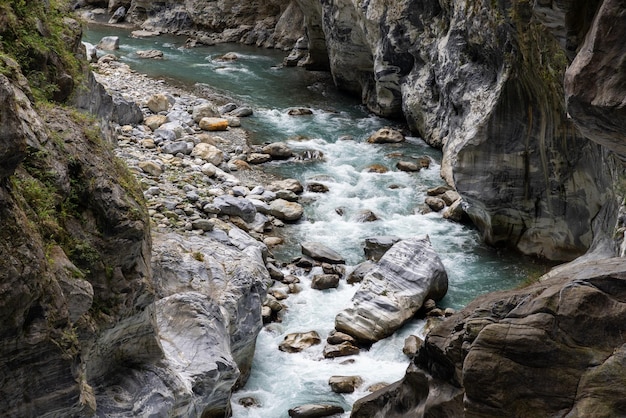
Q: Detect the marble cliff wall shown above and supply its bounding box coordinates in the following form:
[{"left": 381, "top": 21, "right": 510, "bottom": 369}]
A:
[
  {"left": 292, "top": 0, "right": 620, "bottom": 261},
  {"left": 1, "top": 2, "right": 270, "bottom": 416}
]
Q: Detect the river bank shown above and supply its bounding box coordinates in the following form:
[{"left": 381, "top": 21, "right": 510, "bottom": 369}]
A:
[{"left": 83, "top": 21, "right": 555, "bottom": 414}]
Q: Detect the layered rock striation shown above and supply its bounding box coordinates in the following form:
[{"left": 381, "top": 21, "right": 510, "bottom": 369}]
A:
[
  {"left": 335, "top": 236, "right": 448, "bottom": 344},
  {"left": 351, "top": 257, "right": 626, "bottom": 417},
  {"left": 1, "top": 2, "right": 272, "bottom": 416},
  {"left": 294, "top": 0, "right": 619, "bottom": 261}
]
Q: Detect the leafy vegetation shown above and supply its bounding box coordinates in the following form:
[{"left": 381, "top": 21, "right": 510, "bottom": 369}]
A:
[{"left": 0, "top": 0, "right": 82, "bottom": 102}]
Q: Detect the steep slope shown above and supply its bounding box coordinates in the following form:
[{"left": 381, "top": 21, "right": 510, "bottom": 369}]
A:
[{"left": 1, "top": 1, "right": 270, "bottom": 416}]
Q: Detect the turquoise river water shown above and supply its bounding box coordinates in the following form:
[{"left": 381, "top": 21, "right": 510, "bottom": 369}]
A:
[{"left": 84, "top": 24, "right": 549, "bottom": 417}]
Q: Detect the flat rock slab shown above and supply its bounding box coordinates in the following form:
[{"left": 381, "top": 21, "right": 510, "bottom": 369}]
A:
[
  {"left": 335, "top": 236, "right": 448, "bottom": 343},
  {"left": 301, "top": 242, "right": 345, "bottom": 264},
  {"left": 288, "top": 404, "right": 344, "bottom": 418}
]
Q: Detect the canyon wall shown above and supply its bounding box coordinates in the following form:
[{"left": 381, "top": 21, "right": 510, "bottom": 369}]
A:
[
  {"left": 113, "top": 0, "right": 622, "bottom": 261},
  {"left": 348, "top": 0, "right": 626, "bottom": 415},
  {"left": 293, "top": 0, "right": 619, "bottom": 261}
]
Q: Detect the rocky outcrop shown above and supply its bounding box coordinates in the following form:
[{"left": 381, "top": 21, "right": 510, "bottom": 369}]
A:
[
  {"left": 0, "top": 79, "right": 152, "bottom": 416},
  {"left": 565, "top": 0, "right": 626, "bottom": 163},
  {"left": 90, "top": 232, "right": 270, "bottom": 416},
  {"left": 351, "top": 257, "right": 626, "bottom": 417},
  {"left": 335, "top": 236, "right": 447, "bottom": 344},
  {"left": 124, "top": 0, "right": 304, "bottom": 49}
]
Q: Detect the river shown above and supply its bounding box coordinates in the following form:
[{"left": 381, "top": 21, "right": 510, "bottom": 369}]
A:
[{"left": 83, "top": 23, "right": 546, "bottom": 417}]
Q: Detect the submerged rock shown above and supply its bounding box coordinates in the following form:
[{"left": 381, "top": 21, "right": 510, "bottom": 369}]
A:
[
  {"left": 329, "top": 375, "right": 363, "bottom": 394},
  {"left": 336, "top": 236, "right": 448, "bottom": 343}
]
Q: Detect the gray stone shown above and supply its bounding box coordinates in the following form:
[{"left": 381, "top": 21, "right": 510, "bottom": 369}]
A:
[
  {"left": 161, "top": 141, "right": 189, "bottom": 155},
  {"left": 213, "top": 195, "right": 257, "bottom": 223},
  {"left": 311, "top": 274, "right": 340, "bottom": 290},
  {"left": 288, "top": 404, "right": 344, "bottom": 418},
  {"left": 367, "top": 127, "right": 405, "bottom": 144},
  {"left": 262, "top": 142, "right": 293, "bottom": 159},
  {"left": 336, "top": 236, "right": 448, "bottom": 343},
  {"left": 192, "top": 103, "right": 219, "bottom": 123},
  {"left": 191, "top": 219, "right": 214, "bottom": 232},
  {"left": 136, "top": 49, "right": 164, "bottom": 59},
  {"left": 146, "top": 93, "right": 170, "bottom": 113},
  {"left": 363, "top": 236, "right": 401, "bottom": 262},
  {"left": 230, "top": 107, "right": 253, "bottom": 117},
  {"left": 301, "top": 242, "right": 345, "bottom": 264},
  {"left": 279, "top": 331, "right": 322, "bottom": 353},
  {"left": 329, "top": 375, "right": 363, "bottom": 394},
  {"left": 323, "top": 342, "right": 360, "bottom": 359},
  {"left": 97, "top": 36, "right": 119, "bottom": 50},
  {"left": 347, "top": 261, "right": 376, "bottom": 284},
  {"left": 269, "top": 199, "right": 304, "bottom": 222}
]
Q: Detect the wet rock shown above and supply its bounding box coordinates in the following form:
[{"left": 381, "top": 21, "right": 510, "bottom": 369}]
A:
[
  {"left": 396, "top": 160, "right": 420, "bottom": 172},
  {"left": 402, "top": 335, "right": 423, "bottom": 358},
  {"left": 356, "top": 209, "right": 379, "bottom": 223},
  {"left": 364, "top": 164, "right": 388, "bottom": 173},
  {"left": 427, "top": 185, "right": 452, "bottom": 196},
  {"left": 367, "top": 127, "right": 405, "bottom": 144},
  {"left": 288, "top": 404, "right": 344, "bottom": 418},
  {"left": 347, "top": 261, "right": 376, "bottom": 284},
  {"left": 323, "top": 342, "right": 360, "bottom": 358},
  {"left": 288, "top": 107, "right": 313, "bottom": 116},
  {"left": 363, "top": 235, "right": 401, "bottom": 262},
  {"left": 441, "top": 190, "right": 461, "bottom": 206},
  {"left": 311, "top": 274, "right": 340, "bottom": 290},
  {"left": 230, "top": 107, "right": 253, "bottom": 117},
  {"left": 424, "top": 196, "right": 445, "bottom": 212},
  {"left": 238, "top": 396, "right": 260, "bottom": 408},
  {"left": 322, "top": 263, "right": 344, "bottom": 277},
  {"left": 301, "top": 242, "right": 345, "bottom": 264},
  {"left": 262, "top": 142, "right": 293, "bottom": 159},
  {"left": 217, "top": 52, "right": 238, "bottom": 61},
  {"left": 443, "top": 199, "right": 468, "bottom": 223},
  {"left": 306, "top": 182, "right": 329, "bottom": 193},
  {"left": 279, "top": 331, "right": 322, "bottom": 353},
  {"left": 326, "top": 330, "right": 356, "bottom": 345},
  {"left": 336, "top": 236, "right": 448, "bottom": 344},
  {"left": 329, "top": 375, "right": 363, "bottom": 394}
]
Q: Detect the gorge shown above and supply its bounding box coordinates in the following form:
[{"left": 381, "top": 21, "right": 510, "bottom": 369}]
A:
[{"left": 1, "top": 0, "right": 626, "bottom": 417}]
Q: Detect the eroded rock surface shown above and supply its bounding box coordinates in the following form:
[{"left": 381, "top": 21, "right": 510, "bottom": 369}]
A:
[
  {"left": 352, "top": 257, "right": 626, "bottom": 417},
  {"left": 335, "top": 236, "right": 447, "bottom": 344}
]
